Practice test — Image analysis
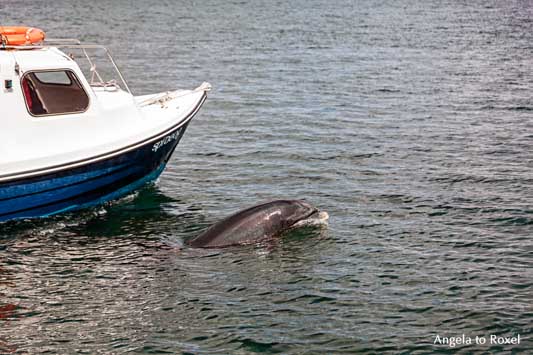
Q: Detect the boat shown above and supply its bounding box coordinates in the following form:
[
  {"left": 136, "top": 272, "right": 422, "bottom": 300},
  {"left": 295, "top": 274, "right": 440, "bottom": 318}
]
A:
[{"left": 0, "top": 26, "right": 211, "bottom": 222}]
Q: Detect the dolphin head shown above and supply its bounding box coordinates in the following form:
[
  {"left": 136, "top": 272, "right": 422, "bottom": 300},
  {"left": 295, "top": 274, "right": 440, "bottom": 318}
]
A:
[
  {"left": 286, "top": 200, "right": 329, "bottom": 229},
  {"left": 282, "top": 200, "right": 317, "bottom": 225}
]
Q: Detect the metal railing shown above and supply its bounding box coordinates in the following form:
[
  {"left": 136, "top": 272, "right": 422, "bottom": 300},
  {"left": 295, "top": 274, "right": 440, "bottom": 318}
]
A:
[{"left": 1, "top": 40, "right": 132, "bottom": 94}]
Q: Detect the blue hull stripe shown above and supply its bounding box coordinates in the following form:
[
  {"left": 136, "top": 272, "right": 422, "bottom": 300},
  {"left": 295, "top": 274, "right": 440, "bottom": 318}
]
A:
[
  {"left": 0, "top": 163, "right": 131, "bottom": 201},
  {"left": 56, "top": 162, "right": 167, "bottom": 215},
  {"left": 4, "top": 164, "right": 166, "bottom": 221},
  {"left": 0, "top": 165, "right": 143, "bottom": 217},
  {"left": 0, "top": 121, "right": 192, "bottom": 222}
]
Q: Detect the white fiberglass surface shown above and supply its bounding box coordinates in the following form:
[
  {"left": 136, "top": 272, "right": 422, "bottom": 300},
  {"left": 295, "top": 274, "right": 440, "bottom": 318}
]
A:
[{"left": 0, "top": 86, "right": 205, "bottom": 177}]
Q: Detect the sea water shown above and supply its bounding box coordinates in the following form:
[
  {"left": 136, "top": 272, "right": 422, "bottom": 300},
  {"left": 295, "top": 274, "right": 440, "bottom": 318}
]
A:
[{"left": 1, "top": 0, "right": 532, "bottom": 353}]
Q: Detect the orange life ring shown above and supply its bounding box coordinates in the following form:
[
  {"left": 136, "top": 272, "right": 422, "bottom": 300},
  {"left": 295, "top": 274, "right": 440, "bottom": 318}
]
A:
[{"left": 0, "top": 26, "right": 46, "bottom": 45}]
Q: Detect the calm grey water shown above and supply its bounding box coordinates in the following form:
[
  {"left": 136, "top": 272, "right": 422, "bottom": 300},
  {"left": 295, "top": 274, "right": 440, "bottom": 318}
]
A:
[{"left": 1, "top": 0, "right": 533, "bottom": 354}]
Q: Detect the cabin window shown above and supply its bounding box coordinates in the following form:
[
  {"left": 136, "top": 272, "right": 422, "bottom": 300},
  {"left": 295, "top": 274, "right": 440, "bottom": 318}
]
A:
[{"left": 21, "top": 70, "right": 89, "bottom": 116}]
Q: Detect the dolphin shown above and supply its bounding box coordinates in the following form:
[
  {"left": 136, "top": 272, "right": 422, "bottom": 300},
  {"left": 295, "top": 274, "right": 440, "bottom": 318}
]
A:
[{"left": 186, "top": 200, "right": 329, "bottom": 248}]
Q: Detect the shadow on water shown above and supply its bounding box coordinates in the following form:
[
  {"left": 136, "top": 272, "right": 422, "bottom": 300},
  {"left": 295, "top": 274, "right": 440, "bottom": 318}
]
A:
[{"left": 0, "top": 186, "right": 209, "bottom": 244}]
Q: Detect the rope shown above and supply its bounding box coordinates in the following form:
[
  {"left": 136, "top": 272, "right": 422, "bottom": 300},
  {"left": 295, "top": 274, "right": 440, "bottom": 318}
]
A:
[
  {"left": 25, "top": 27, "right": 34, "bottom": 45},
  {"left": 0, "top": 26, "right": 6, "bottom": 47}
]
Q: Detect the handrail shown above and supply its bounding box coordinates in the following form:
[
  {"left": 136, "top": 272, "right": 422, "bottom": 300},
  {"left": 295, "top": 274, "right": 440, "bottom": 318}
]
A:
[
  {"left": 44, "top": 40, "right": 104, "bottom": 86},
  {"left": 1, "top": 43, "right": 132, "bottom": 95},
  {"left": 44, "top": 38, "right": 82, "bottom": 44},
  {"left": 2, "top": 44, "right": 110, "bottom": 50}
]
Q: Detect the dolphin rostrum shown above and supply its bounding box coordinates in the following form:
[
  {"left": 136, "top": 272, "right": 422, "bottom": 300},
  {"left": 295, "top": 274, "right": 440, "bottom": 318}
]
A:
[{"left": 186, "top": 200, "right": 329, "bottom": 248}]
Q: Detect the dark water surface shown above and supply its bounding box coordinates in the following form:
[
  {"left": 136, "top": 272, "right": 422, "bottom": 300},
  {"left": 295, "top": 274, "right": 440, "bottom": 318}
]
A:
[{"left": 1, "top": 0, "right": 533, "bottom": 353}]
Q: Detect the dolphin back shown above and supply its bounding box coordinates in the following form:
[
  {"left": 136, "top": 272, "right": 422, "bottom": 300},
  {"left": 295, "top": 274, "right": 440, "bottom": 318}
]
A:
[{"left": 187, "top": 200, "right": 315, "bottom": 248}]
